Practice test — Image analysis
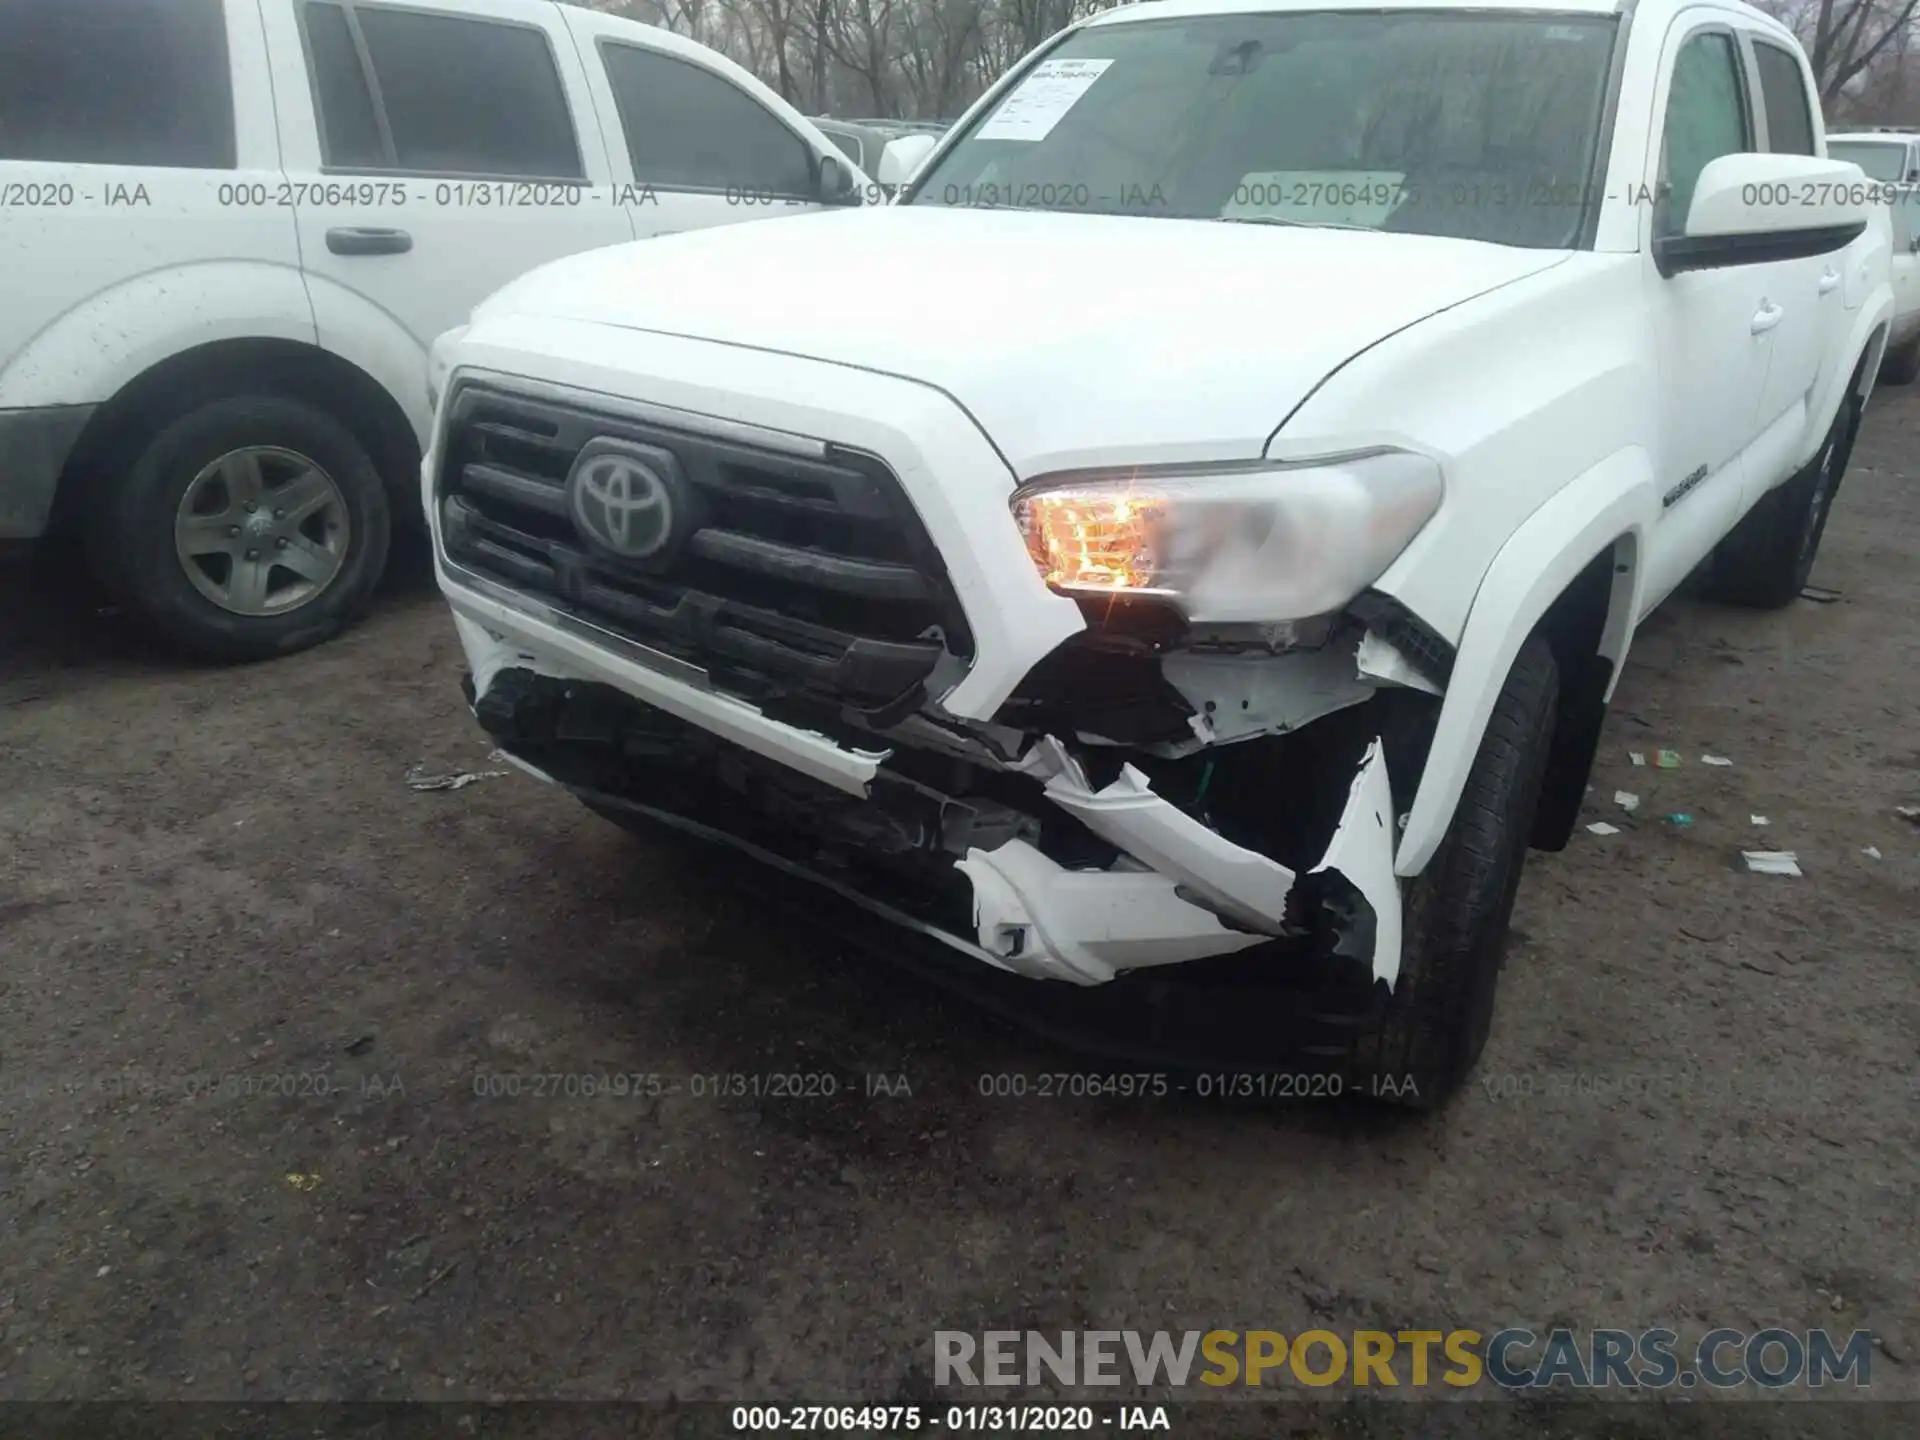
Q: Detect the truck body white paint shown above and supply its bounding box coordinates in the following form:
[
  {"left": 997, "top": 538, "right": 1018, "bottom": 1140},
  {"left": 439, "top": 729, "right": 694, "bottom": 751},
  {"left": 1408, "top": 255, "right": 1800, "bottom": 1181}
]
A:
[{"left": 430, "top": 0, "right": 1891, "bottom": 1035}]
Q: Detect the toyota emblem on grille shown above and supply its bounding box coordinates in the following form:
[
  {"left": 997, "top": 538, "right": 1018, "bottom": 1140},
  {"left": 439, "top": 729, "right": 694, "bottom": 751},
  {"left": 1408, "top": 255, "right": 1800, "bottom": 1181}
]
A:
[{"left": 569, "top": 449, "right": 675, "bottom": 559}]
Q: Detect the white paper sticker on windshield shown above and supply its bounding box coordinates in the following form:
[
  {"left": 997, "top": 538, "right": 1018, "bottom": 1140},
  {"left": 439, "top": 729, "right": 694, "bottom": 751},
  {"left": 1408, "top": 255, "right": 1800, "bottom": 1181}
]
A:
[{"left": 975, "top": 59, "right": 1113, "bottom": 142}]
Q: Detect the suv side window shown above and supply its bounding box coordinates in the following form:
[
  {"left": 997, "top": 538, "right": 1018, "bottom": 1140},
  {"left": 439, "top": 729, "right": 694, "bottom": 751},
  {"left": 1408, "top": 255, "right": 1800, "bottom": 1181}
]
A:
[
  {"left": 1752, "top": 42, "right": 1816, "bottom": 156},
  {"left": 299, "top": 1, "right": 582, "bottom": 178},
  {"left": 1657, "top": 31, "right": 1752, "bottom": 238},
  {"left": 0, "top": 0, "right": 236, "bottom": 168},
  {"left": 599, "top": 43, "right": 815, "bottom": 197}
]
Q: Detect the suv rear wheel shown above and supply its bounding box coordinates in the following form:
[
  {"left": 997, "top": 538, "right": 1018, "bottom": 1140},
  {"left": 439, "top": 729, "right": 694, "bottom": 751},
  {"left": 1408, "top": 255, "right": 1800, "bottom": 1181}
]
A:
[
  {"left": 87, "top": 394, "right": 392, "bottom": 661},
  {"left": 1346, "top": 635, "right": 1559, "bottom": 1109}
]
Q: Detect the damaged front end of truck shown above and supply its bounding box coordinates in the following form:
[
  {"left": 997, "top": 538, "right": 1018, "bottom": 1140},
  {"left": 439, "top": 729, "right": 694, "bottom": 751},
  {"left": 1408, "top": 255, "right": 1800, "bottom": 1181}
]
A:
[{"left": 435, "top": 378, "right": 1454, "bottom": 1026}]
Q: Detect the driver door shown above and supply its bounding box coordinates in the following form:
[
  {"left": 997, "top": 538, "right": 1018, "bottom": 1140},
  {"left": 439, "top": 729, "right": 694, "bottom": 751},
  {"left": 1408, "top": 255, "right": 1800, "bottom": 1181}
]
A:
[{"left": 1638, "top": 21, "right": 1773, "bottom": 615}]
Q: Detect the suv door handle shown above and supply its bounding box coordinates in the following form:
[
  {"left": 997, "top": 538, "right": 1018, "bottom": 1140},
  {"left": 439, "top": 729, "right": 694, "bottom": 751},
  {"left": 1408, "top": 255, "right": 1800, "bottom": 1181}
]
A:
[
  {"left": 1750, "top": 300, "right": 1784, "bottom": 334},
  {"left": 1819, "top": 267, "right": 1841, "bottom": 294},
  {"left": 326, "top": 227, "right": 413, "bottom": 256}
]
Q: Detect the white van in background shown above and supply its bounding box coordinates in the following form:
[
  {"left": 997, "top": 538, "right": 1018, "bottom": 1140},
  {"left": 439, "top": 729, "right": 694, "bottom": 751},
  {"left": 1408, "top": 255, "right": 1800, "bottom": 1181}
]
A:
[{"left": 0, "top": 0, "right": 881, "bottom": 661}]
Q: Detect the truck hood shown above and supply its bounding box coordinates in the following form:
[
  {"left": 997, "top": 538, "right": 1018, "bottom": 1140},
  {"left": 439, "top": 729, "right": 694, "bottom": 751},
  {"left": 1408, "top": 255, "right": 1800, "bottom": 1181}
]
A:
[{"left": 473, "top": 206, "right": 1567, "bottom": 472}]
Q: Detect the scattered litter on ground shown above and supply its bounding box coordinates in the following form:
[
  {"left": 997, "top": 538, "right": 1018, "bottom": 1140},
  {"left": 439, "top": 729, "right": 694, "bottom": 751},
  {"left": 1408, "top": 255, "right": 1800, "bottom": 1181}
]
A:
[
  {"left": 1656, "top": 750, "right": 1682, "bottom": 769},
  {"left": 1743, "top": 851, "right": 1802, "bottom": 876},
  {"left": 284, "top": 1172, "right": 322, "bottom": 1191},
  {"left": 1629, "top": 751, "right": 1646, "bottom": 766},
  {"left": 1799, "top": 585, "right": 1843, "bottom": 603},
  {"left": 1701, "top": 754, "right": 1733, "bottom": 767},
  {"left": 1586, "top": 822, "right": 1621, "bottom": 836},
  {"left": 1863, "top": 846, "right": 1882, "bottom": 860},
  {"left": 1614, "top": 791, "right": 1640, "bottom": 811},
  {"left": 1664, "top": 813, "right": 1694, "bottom": 828},
  {"left": 411, "top": 1260, "right": 460, "bottom": 1302},
  {"left": 405, "top": 764, "right": 508, "bottom": 792},
  {"left": 1897, "top": 806, "right": 1920, "bottom": 827}
]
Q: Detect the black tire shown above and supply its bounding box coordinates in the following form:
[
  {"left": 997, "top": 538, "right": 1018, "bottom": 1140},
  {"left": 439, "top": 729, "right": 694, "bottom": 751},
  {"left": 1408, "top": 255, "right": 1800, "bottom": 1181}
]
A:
[
  {"left": 86, "top": 394, "right": 392, "bottom": 662},
  {"left": 1880, "top": 335, "right": 1920, "bottom": 386},
  {"left": 1345, "top": 635, "right": 1559, "bottom": 1110},
  {"left": 1707, "top": 386, "right": 1859, "bottom": 610}
]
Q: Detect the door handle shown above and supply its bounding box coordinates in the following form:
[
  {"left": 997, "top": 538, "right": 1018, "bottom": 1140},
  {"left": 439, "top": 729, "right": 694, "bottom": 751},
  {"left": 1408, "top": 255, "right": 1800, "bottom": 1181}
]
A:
[
  {"left": 1819, "top": 267, "right": 1841, "bottom": 294},
  {"left": 1750, "top": 300, "right": 1784, "bottom": 334},
  {"left": 326, "top": 226, "right": 413, "bottom": 256}
]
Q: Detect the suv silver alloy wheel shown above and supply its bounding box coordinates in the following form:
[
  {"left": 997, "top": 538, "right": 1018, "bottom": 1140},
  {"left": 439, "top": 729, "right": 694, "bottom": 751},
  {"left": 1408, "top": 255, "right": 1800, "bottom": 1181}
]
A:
[{"left": 172, "top": 446, "right": 351, "bottom": 616}]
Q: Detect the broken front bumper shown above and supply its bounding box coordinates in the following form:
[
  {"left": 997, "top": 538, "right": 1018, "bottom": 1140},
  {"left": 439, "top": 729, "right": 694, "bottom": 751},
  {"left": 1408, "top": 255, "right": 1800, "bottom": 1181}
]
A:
[{"left": 449, "top": 611, "right": 1404, "bottom": 992}]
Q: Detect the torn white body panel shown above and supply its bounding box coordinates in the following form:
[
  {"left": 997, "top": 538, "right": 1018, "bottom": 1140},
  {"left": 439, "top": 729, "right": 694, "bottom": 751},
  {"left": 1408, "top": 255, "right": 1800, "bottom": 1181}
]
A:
[
  {"left": 450, "top": 598, "right": 1409, "bottom": 990},
  {"left": 1308, "top": 739, "right": 1403, "bottom": 987},
  {"left": 1044, "top": 763, "right": 1298, "bottom": 936},
  {"left": 1355, "top": 633, "right": 1444, "bottom": 696},
  {"left": 955, "top": 840, "right": 1267, "bottom": 984},
  {"left": 958, "top": 737, "right": 1405, "bottom": 987},
  {"left": 1161, "top": 640, "right": 1376, "bottom": 747},
  {"left": 446, "top": 592, "right": 888, "bottom": 797}
]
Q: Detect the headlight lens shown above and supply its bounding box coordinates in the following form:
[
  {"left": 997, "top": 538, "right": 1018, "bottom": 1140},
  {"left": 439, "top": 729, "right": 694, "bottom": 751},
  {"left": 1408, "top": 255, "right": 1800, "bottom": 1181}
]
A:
[{"left": 1011, "top": 448, "right": 1443, "bottom": 623}]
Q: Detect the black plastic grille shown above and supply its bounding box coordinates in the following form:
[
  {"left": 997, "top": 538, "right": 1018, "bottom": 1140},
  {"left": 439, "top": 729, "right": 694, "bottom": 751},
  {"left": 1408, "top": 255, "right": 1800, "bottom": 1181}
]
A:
[{"left": 436, "top": 383, "right": 972, "bottom": 709}]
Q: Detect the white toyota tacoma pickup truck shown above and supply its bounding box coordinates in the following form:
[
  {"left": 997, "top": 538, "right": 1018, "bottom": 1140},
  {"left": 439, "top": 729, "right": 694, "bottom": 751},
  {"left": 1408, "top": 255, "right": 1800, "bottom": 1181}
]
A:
[{"left": 428, "top": 0, "right": 1894, "bottom": 1106}]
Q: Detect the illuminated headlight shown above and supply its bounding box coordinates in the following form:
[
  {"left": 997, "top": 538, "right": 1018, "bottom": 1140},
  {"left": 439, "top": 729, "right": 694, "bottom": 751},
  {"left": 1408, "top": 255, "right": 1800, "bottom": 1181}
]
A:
[
  {"left": 426, "top": 323, "right": 469, "bottom": 413},
  {"left": 1011, "top": 449, "right": 1444, "bottom": 623}
]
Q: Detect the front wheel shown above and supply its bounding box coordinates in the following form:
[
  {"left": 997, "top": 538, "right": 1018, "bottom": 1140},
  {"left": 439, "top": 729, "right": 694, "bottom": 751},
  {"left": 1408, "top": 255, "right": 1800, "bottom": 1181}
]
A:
[
  {"left": 86, "top": 394, "right": 392, "bottom": 661},
  {"left": 1345, "top": 635, "right": 1559, "bottom": 1110}
]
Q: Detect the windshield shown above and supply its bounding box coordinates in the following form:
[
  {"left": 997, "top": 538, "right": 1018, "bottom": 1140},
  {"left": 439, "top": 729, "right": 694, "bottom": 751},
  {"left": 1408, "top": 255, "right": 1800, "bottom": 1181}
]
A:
[
  {"left": 1829, "top": 140, "right": 1909, "bottom": 181},
  {"left": 904, "top": 11, "right": 1620, "bottom": 249}
]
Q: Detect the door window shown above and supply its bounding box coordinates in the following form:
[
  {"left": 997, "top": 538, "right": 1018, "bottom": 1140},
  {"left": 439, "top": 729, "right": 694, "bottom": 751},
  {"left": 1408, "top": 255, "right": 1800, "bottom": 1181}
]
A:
[
  {"left": 0, "top": 0, "right": 235, "bottom": 167},
  {"left": 599, "top": 43, "right": 815, "bottom": 197},
  {"left": 1751, "top": 42, "right": 1816, "bottom": 156},
  {"left": 299, "top": 1, "right": 582, "bottom": 178},
  {"left": 1656, "top": 31, "right": 1752, "bottom": 238}
]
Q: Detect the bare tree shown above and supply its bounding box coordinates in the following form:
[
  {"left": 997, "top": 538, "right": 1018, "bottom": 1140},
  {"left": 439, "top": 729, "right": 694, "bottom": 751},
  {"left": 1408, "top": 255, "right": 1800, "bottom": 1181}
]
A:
[
  {"left": 829, "top": 0, "right": 903, "bottom": 113},
  {"left": 571, "top": 0, "right": 1129, "bottom": 120},
  {"left": 1759, "top": 0, "right": 1920, "bottom": 106}
]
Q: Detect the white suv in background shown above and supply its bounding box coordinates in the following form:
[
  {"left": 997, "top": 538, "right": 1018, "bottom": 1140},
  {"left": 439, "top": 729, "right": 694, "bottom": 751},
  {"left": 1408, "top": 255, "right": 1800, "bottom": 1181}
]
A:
[
  {"left": 1827, "top": 129, "right": 1920, "bottom": 382},
  {"left": 0, "top": 0, "right": 880, "bottom": 661}
]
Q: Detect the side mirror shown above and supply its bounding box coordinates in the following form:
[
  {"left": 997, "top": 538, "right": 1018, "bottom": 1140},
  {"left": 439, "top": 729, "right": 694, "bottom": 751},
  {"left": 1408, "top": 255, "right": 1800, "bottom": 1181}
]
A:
[
  {"left": 1654, "top": 152, "right": 1873, "bottom": 277},
  {"left": 816, "top": 153, "right": 861, "bottom": 206},
  {"left": 876, "top": 133, "right": 938, "bottom": 193}
]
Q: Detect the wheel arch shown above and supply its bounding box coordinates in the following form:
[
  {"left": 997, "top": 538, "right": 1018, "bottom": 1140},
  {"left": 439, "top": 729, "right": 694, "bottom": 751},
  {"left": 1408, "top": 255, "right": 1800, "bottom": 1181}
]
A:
[
  {"left": 51, "top": 338, "right": 422, "bottom": 537},
  {"left": 1528, "top": 532, "right": 1639, "bottom": 852},
  {"left": 1393, "top": 447, "right": 1658, "bottom": 877}
]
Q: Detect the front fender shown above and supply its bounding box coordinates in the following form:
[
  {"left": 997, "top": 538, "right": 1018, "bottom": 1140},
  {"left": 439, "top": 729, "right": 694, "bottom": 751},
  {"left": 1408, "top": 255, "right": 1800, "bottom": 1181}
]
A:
[
  {"left": 1395, "top": 445, "right": 1659, "bottom": 877},
  {"left": 0, "top": 261, "right": 316, "bottom": 410}
]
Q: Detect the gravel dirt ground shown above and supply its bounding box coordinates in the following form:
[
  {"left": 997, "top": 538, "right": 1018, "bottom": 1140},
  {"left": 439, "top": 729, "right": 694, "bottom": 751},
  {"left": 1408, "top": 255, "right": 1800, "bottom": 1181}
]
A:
[{"left": 1, "top": 389, "right": 1917, "bottom": 1425}]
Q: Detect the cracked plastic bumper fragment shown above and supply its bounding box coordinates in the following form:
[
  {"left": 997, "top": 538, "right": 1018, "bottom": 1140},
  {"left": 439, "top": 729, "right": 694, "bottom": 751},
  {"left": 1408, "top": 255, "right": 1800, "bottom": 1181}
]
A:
[
  {"left": 957, "top": 738, "right": 1403, "bottom": 989},
  {"left": 954, "top": 841, "right": 1270, "bottom": 984}
]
